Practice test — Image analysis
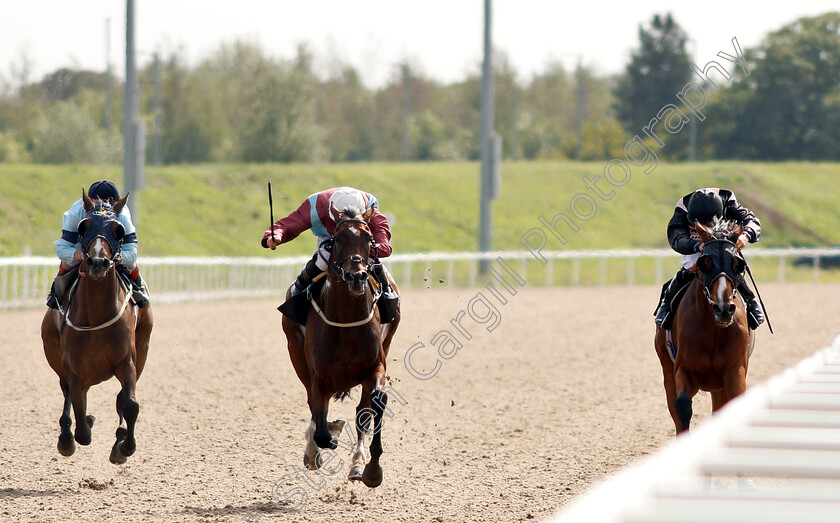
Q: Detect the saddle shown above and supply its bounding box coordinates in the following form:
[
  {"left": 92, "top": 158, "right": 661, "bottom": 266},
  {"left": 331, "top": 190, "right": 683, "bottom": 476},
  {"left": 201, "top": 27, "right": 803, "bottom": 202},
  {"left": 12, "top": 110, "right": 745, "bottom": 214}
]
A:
[{"left": 277, "top": 272, "right": 398, "bottom": 326}]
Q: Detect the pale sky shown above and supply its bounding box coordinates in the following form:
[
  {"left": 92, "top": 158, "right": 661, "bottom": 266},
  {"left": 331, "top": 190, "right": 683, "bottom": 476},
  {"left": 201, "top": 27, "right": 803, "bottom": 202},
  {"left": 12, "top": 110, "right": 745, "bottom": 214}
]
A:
[{"left": 2, "top": 1, "right": 838, "bottom": 88}]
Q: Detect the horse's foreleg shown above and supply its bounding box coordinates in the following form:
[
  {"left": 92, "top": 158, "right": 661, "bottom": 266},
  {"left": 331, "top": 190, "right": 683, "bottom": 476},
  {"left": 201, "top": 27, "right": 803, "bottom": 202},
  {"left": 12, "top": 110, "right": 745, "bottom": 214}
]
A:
[
  {"left": 721, "top": 366, "right": 747, "bottom": 407},
  {"left": 57, "top": 379, "right": 76, "bottom": 456},
  {"left": 362, "top": 380, "right": 387, "bottom": 488},
  {"left": 303, "top": 419, "right": 319, "bottom": 470},
  {"left": 110, "top": 363, "right": 139, "bottom": 465},
  {"left": 68, "top": 376, "right": 93, "bottom": 446},
  {"left": 673, "top": 368, "right": 696, "bottom": 434},
  {"left": 311, "top": 381, "right": 337, "bottom": 450}
]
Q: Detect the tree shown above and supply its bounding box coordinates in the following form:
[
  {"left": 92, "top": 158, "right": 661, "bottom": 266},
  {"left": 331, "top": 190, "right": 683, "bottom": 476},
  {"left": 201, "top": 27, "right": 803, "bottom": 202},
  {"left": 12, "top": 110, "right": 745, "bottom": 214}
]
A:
[
  {"left": 30, "top": 100, "right": 108, "bottom": 163},
  {"left": 614, "top": 13, "right": 691, "bottom": 158},
  {"left": 707, "top": 13, "right": 840, "bottom": 160}
]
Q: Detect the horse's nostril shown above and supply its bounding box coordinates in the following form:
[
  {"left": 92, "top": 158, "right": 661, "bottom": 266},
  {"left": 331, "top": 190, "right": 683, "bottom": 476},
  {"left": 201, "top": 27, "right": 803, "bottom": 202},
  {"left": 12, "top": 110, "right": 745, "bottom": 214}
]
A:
[
  {"left": 712, "top": 304, "right": 721, "bottom": 313},
  {"left": 728, "top": 304, "right": 736, "bottom": 314}
]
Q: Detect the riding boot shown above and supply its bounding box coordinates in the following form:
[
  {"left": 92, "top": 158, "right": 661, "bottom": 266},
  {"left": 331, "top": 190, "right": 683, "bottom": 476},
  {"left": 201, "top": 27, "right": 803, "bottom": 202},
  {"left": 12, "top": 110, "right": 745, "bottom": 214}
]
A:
[
  {"left": 654, "top": 268, "right": 693, "bottom": 329},
  {"left": 130, "top": 272, "right": 150, "bottom": 309},
  {"left": 371, "top": 261, "right": 399, "bottom": 323},
  {"left": 291, "top": 255, "right": 321, "bottom": 297},
  {"left": 737, "top": 279, "right": 765, "bottom": 330},
  {"left": 46, "top": 266, "right": 78, "bottom": 309}
]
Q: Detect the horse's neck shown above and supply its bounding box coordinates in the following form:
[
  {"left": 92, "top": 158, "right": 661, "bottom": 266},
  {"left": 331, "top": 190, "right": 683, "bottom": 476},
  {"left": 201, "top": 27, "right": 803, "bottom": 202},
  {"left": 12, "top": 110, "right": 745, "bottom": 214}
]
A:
[
  {"left": 323, "top": 274, "right": 375, "bottom": 323},
  {"left": 74, "top": 271, "right": 122, "bottom": 321},
  {"left": 688, "top": 277, "right": 716, "bottom": 325}
]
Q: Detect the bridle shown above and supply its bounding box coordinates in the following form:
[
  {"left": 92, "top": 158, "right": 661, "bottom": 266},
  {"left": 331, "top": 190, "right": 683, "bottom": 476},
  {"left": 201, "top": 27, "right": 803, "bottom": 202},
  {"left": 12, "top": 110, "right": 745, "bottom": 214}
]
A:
[
  {"left": 309, "top": 217, "right": 382, "bottom": 328},
  {"left": 79, "top": 203, "right": 125, "bottom": 268},
  {"left": 321, "top": 218, "right": 378, "bottom": 281},
  {"left": 696, "top": 238, "right": 744, "bottom": 307}
]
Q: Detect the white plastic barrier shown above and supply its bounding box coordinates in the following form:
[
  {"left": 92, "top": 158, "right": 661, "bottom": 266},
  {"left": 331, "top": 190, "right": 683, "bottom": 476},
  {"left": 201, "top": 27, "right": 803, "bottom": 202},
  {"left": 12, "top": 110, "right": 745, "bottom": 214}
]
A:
[
  {"left": 1, "top": 247, "right": 839, "bottom": 310},
  {"left": 550, "top": 333, "right": 840, "bottom": 523}
]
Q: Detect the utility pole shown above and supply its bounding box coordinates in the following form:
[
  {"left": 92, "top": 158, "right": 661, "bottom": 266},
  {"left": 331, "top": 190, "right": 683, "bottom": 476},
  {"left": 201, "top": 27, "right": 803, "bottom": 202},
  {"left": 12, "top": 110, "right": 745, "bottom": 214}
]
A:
[
  {"left": 105, "top": 18, "right": 112, "bottom": 149},
  {"left": 479, "top": 0, "right": 499, "bottom": 274},
  {"left": 402, "top": 63, "right": 411, "bottom": 162},
  {"left": 152, "top": 51, "right": 162, "bottom": 166},
  {"left": 123, "top": 0, "right": 144, "bottom": 222},
  {"left": 575, "top": 57, "right": 586, "bottom": 161},
  {"left": 689, "top": 39, "right": 697, "bottom": 162}
]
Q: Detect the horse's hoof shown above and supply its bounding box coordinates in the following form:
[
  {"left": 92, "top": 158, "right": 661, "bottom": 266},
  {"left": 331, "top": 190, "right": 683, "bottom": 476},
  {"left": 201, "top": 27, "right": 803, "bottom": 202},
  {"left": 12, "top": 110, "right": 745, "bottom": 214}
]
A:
[
  {"left": 57, "top": 437, "right": 76, "bottom": 457},
  {"left": 109, "top": 442, "right": 128, "bottom": 465},
  {"left": 348, "top": 465, "right": 364, "bottom": 481},
  {"left": 74, "top": 432, "right": 92, "bottom": 446},
  {"left": 86, "top": 415, "right": 96, "bottom": 428},
  {"left": 328, "top": 419, "right": 346, "bottom": 438},
  {"left": 119, "top": 439, "right": 136, "bottom": 458},
  {"left": 303, "top": 453, "right": 318, "bottom": 470},
  {"left": 314, "top": 433, "right": 338, "bottom": 450},
  {"left": 361, "top": 463, "right": 383, "bottom": 488}
]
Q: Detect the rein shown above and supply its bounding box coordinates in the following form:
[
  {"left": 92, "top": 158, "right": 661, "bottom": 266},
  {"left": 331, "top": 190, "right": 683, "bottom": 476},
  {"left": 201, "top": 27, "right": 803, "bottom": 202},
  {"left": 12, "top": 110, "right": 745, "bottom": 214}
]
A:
[
  {"left": 309, "top": 217, "right": 382, "bottom": 327},
  {"left": 306, "top": 272, "right": 383, "bottom": 328},
  {"left": 60, "top": 274, "right": 134, "bottom": 332}
]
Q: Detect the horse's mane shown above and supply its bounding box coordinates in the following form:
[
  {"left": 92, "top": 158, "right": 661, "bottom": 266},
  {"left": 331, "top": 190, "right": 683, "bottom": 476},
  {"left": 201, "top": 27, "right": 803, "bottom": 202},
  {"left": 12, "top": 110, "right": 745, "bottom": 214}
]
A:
[
  {"left": 337, "top": 205, "right": 363, "bottom": 219},
  {"left": 708, "top": 217, "right": 739, "bottom": 240}
]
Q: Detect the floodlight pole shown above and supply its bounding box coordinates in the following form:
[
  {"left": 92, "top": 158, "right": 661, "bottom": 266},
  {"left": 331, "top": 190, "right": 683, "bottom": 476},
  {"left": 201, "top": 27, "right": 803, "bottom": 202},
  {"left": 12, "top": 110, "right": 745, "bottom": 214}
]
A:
[
  {"left": 123, "top": 0, "right": 144, "bottom": 222},
  {"left": 478, "top": 0, "right": 496, "bottom": 274}
]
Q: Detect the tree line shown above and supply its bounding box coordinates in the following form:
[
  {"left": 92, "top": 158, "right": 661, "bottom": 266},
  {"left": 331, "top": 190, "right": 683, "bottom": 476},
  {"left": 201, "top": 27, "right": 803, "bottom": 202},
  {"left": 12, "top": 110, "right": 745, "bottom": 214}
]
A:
[{"left": 0, "top": 12, "right": 838, "bottom": 164}]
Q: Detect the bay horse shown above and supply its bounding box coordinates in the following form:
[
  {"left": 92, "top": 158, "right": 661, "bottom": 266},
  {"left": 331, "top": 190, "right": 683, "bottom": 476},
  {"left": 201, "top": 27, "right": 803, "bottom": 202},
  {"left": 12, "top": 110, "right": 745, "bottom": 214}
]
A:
[
  {"left": 654, "top": 219, "right": 754, "bottom": 434},
  {"left": 41, "top": 191, "right": 153, "bottom": 463},
  {"left": 282, "top": 203, "right": 400, "bottom": 488}
]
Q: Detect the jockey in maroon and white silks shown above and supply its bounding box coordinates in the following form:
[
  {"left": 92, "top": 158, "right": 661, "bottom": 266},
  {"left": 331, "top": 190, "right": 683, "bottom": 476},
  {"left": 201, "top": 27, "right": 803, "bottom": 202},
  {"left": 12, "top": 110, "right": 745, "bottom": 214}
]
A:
[{"left": 261, "top": 187, "right": 394, "bottom": 298}]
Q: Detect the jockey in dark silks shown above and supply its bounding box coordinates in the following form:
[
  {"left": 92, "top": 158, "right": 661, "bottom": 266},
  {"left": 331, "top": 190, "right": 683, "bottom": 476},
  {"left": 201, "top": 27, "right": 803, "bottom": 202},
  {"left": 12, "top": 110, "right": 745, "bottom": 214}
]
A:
[
  {"left": 654, "top": 188, "right": 766, "bottom": 330},
  {"left": 46, "top": 180, "right": 150, "bottom": 309}
]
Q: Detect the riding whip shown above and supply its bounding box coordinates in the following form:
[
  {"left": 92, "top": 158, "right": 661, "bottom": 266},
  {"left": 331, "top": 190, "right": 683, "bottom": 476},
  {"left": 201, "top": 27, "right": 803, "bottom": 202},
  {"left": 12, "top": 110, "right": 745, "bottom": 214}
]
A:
[
  {"left": 743, "top": 256, "right": 774, "bottom": 334},
  {"left": 268, "top": 179, "right": 276, "bottom": 243}
]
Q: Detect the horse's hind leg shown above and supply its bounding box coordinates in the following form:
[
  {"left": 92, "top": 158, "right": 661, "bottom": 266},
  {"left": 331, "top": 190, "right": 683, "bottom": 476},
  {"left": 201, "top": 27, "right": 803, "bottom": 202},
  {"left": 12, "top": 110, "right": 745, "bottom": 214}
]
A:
[
  {"left": 110, "top": 362, "right": 139, "bottom": 465},
  {"left": 348, "top": 394, "right": 373, "bottom": 481}
]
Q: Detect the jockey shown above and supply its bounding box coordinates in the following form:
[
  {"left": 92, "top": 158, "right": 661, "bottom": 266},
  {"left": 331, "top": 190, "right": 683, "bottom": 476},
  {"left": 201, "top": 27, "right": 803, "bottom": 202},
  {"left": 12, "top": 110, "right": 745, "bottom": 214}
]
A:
[
  {"left": 654, "top": 187, "right": 765, "bottom": 330},
  {"left": 261, "top": 186, "right": 398, "bottom": 305},
  {"left": 46, "top": 180, "right": 150, "bottom": 309}
]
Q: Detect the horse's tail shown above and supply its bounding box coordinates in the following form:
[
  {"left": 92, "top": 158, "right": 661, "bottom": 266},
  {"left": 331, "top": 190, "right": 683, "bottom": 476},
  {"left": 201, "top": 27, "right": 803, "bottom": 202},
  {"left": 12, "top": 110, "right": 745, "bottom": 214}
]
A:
[{"left": 333, "top": 389, "right": 353, "bottom": 401}]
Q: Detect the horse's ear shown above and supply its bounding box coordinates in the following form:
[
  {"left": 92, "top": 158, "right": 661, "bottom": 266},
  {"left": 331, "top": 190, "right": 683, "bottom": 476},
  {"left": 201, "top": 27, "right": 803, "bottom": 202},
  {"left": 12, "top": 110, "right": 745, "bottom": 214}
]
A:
[
  {"left": 112, "top": 221, "right": 125, "bottom": 241},
  {"left": 363, "top": 207, "right": 374, "bottom": 223},
  {"left": 330, "top": 202, "right": 342, "bottom": 222},
  {"left": 698, "top": 254, "right": 713, "bottom": 273},
  {"left": 694, "top": 221, "right": 712, "bottom": 243},
  {"left": 82, "top": 190, "right": 94, "bottom": 212},
  {"left": 113, "top": 193, "right": 130, "bottom": 215},
  {"left": 78, "top": 218, "right": 90, "bottom": 239}
]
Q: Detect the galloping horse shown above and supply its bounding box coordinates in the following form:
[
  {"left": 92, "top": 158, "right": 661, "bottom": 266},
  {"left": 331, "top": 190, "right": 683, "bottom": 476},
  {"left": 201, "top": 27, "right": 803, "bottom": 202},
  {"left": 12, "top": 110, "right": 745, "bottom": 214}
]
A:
[
  {"left": 41, "top": 191, "right": 153, "bottom": 463},
  {"left": 282, "top": 203, "right": 400, "bottom": 488},
  {"left": 654, "top": 219, "right": 753, "bottom": 434}
]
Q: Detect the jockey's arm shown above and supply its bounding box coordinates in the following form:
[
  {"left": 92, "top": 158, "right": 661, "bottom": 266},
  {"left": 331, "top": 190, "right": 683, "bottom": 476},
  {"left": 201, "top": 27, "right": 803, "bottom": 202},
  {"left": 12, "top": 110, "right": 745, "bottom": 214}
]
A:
[
  {"left": 261, "top": 200, "right": 312, "bottom": 249},
  {"left": 369, "top": 208, "right": 392, "bottom": 258},
  {"left": 666, "top": 208, "right": 699, "bottom": 255}
]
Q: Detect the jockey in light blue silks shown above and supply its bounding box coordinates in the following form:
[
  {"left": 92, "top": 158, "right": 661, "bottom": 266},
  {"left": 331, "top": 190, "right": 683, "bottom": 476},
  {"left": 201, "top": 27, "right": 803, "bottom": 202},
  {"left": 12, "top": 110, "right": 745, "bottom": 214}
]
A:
[{"left": 46, "top": 180, "right": 150, "bottom": 309}]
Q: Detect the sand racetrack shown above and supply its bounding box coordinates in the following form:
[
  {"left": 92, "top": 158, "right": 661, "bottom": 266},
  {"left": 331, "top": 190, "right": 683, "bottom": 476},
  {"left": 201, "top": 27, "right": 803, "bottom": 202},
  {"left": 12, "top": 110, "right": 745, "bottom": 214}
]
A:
[{"left": 1, "top": 283, "right": 838, "bottom": 522}]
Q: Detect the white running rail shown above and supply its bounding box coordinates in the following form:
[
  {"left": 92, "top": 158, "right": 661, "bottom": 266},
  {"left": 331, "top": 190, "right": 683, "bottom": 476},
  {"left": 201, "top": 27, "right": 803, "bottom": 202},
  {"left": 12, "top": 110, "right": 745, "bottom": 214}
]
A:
[
  {"left": 1, "top": 248, "right": 838, "bottom": 310},
  {"left": 550, "top": 333, "right": 840, "bottom": 523}
]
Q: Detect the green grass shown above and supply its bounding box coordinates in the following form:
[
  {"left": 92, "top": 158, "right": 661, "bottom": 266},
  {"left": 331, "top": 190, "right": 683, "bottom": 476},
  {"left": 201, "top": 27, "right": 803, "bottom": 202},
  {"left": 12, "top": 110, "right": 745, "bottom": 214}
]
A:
[{"left": 2, "top": 161, "right": 840, "bottom": 258}]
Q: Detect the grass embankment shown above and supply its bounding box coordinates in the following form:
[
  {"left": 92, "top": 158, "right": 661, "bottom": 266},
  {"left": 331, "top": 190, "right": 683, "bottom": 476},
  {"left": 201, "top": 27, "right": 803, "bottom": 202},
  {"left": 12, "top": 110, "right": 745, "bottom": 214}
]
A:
[{"left": 2, "top": 161, "right": 839, "bottom": 259}]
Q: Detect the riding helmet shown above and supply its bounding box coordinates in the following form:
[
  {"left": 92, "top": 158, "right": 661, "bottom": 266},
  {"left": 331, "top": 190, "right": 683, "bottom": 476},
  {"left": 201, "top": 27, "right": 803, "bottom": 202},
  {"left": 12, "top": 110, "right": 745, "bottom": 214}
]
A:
[
  {"left": 88, "top": 180, "right": 120, "bottom": 202},
  {"left": 329, "top": 187, "right": 366, "bottom": 215},
  {"left": 687, "top": 189, "right": 724, "bottom": 225}
]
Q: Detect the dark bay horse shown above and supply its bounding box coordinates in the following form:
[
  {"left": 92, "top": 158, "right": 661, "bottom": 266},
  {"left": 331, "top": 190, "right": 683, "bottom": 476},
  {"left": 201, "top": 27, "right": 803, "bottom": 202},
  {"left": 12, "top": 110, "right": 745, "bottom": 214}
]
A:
[
  {"left": 282, "top": 203, "right": 400, "bottom": 488},
  {"left": 41, "top": 191, "right": 153, "bottom": 463},
  {"left": 654, "top": 219, "right": 754, "bottom": 434}
]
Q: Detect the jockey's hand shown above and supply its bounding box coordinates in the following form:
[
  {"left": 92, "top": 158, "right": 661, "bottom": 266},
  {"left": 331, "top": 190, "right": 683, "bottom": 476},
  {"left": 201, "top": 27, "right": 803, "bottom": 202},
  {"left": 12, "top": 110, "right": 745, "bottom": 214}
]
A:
[
  {"left": 736, "top": 233, "right": 749, "bottom": 251},
  {"left": 267, "top": 236, "right": 281, "bottom": 250},
  {"left": 73, "top": 249, "right": 85, "bottom": 262}
]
